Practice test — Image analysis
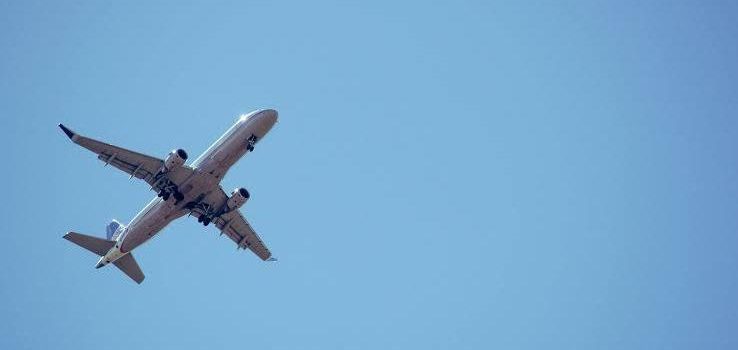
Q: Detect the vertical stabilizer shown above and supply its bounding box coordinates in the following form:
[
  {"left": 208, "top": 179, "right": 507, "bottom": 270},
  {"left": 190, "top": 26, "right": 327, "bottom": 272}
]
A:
[{"left": 106, "top": 220, "right": 125, "bottom": 240}]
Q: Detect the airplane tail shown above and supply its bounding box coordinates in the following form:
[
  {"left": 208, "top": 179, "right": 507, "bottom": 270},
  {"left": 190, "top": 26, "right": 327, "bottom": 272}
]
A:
[
  {"left": 106, "top": 220, "right": 125, "bottom": 240},
  {"left": 63, "top": 231, "right": 145, "bottom": 284}
]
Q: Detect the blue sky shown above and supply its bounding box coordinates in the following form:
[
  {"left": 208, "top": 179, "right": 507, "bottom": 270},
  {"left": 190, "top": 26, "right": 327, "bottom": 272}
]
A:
[{"left": 2, "top": 1, "right": 738, "bottom": 349}]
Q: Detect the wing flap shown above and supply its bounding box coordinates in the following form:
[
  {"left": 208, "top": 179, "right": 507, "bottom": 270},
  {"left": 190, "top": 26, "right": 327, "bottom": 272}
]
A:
[{"left": 97, "top": 152, "right": 157, "bottom": 182}]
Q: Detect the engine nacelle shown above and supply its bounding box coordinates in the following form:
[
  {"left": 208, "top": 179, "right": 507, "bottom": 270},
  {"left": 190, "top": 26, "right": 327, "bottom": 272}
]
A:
[
  {"left": 227, "top": 188, "right": 250, "bottom": 210},
  {"left": 163, "top": 149, "right": 188, "bottom": 171}
]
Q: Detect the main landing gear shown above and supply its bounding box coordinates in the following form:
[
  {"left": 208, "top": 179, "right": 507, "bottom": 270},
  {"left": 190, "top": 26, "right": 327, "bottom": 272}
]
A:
[
  {"left": 197, "top": 215, "right": 211, "bottom": 226},
  {"left": 187, "top": 201, "right": 215, "bottom": 227},
  {"left": 158, "top": 189, "right": 184, "bottom": 203},
  {"left": 153, "top": 174, "right": 184, "bottom": 203}
]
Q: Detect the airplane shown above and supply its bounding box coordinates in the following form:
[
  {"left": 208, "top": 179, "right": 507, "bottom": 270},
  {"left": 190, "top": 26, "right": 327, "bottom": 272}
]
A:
[{"left": 59, "top": 109, "right": 279, "bottom": 284}]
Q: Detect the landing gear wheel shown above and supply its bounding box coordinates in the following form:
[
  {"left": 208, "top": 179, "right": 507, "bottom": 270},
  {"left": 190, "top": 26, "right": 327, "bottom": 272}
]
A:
[
  {"left": 246, "top": 135, "right": 258, "bottom": 152},
  {"left": 162, "top": 192, "right": 171, "bottom": 201},
  {"left": 173, "top": 192, "right": 184, "bottom": 201},
  {"left": 202, "top": 218, "right": 211, "bottom": 226}
]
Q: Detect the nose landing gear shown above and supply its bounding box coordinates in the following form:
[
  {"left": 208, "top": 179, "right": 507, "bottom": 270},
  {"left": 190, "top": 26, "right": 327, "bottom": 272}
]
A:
[{"left": 246, "top": 134, "right": 258, "bottom": 152}]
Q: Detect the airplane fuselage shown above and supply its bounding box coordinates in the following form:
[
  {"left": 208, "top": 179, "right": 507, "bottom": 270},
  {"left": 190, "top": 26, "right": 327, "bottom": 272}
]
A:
[{"left": 97, "top": 109, "right": 278, "bottom": 268}]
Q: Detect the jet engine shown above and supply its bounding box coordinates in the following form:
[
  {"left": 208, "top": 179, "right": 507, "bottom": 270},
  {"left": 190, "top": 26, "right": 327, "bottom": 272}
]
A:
[
  {"left": 227, "top": 188, "right": 250, "bottom": 210},
  {"left": 163, "top": 149, "right": 188, "bottom": 171}
]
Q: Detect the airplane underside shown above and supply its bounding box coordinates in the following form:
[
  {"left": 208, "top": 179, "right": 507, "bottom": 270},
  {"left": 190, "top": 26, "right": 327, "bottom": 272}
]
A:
[{"left": 59, "top": 109, "right": 278, "bottom": 284}]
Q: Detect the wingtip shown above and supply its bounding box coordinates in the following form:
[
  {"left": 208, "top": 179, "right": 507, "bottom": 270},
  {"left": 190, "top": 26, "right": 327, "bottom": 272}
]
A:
[
  {"left": 58, "top": 124, "right": 75, "bottom": 140},
  {"left": 267, "top": 257, "right": 278, "bottom": 262}
]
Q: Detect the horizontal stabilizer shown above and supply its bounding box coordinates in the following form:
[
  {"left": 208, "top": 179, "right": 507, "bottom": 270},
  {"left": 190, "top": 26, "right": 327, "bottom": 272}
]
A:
[
  {"left": 113, "top": 253, "right": 145, "bottom": 284},
  {"left": 63, "top": 232, "right": 115, "bottom": 256}
]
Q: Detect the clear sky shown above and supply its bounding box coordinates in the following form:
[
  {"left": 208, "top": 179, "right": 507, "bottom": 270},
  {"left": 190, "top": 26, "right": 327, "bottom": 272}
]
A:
[{"left": 2, "top": 1, "right": 738, "bottom": 349}]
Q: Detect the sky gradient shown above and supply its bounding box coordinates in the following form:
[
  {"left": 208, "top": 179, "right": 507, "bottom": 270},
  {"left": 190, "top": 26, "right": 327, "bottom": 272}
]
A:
[{"left": 2, "top": 1, "right": 738, "bottom": 349}]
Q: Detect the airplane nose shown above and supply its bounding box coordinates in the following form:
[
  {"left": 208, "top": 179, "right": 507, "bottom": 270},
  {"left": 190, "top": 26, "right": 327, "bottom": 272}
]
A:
[
  {"left": 238, "top": 109, "right": 278, "bottom": 126},
  {"left": 257, "top": 109, "right": 278, "bottom": 124},
  {"left": 95, "top": 262, "right": 105, "bottom": 269}
]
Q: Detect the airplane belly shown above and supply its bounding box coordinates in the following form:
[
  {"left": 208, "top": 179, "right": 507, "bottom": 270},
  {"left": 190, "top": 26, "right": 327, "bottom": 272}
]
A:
[
  {"left": 214, "top": 144, "right": 247, "bottom": 169},
  {"left": 119, "top": 198, "right": 187, "bottom": 252}
]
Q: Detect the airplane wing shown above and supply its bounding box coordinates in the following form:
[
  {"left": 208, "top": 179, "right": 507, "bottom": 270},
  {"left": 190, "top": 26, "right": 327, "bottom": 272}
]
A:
[
  {"left": 58, "top": 124, "right": 193, "bottom": 187},
  {"left": 191, "top": 187, "right": 273, "bottom": 261}
]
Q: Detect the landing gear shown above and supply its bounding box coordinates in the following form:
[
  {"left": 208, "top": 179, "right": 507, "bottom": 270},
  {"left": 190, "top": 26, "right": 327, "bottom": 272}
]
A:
[
  {"left": 157, "top": 188, "right": 184, "bottom": 203},
  {"left": 196, "top": 215, "right": 211, "bottom": 226},
  {"left": 192, "top": 201, "right": 216, "bottom": 226},
  {"left": 247, "top": 134, "right": 258, "bottom": 152},
  {"left": 153, "top": 173, "right": 182, "bottom": 202},
  {"left": 157, "top": 190, "right": 174, "bottom": 201}
]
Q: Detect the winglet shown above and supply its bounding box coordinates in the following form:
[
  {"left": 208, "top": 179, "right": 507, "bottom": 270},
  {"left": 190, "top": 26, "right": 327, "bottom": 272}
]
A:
[
  {"left": 267, "top": 257, "right": 278, "bottom": 262},
  {"left": 58, "top": 124, "right": 77, "bottom": 141}
]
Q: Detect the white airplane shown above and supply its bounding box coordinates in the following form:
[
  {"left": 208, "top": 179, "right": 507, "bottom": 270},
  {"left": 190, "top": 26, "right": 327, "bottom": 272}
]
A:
[{"left": 59, "top": 109, "right": 279, "bottom": 284}]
